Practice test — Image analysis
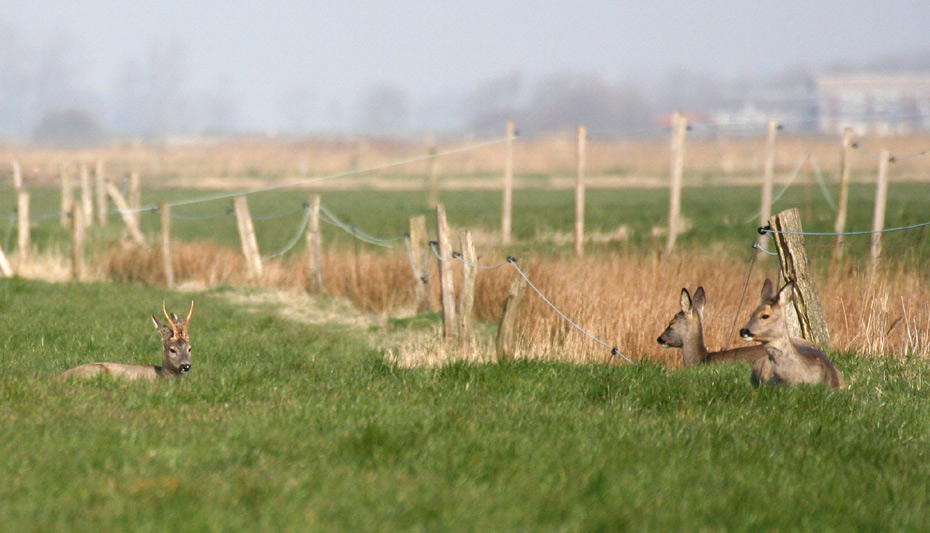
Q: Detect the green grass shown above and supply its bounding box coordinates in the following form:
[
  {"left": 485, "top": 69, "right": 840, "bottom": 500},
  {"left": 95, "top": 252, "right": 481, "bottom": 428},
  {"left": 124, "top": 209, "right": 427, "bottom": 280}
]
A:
[
  {"left": 6, "top": 181, "right": 930, "bottom": 264},
  {"left": 2, "top": 279, "right": 929, "bottom": 530}
]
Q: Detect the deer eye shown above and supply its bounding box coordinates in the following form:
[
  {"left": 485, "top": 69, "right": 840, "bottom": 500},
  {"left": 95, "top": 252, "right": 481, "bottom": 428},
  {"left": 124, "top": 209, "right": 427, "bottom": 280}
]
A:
[
  {"left": 761, "top": 314, "right": 771, "bottom": 319},
  {"left": 169, "top": 347, "right": 177, "bottom": 354}
]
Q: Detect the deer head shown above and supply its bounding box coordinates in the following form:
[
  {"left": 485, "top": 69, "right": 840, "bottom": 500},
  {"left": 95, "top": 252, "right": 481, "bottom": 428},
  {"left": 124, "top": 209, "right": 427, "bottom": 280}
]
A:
[
  {"left": 657, "top": 287, "right": 706, "bottom": 349},
  {"left": 740, "top": 280, "right": 792, "bottom": 344},
  {"left": 151, "top": 301, "right": 194, "bottom": 375}
]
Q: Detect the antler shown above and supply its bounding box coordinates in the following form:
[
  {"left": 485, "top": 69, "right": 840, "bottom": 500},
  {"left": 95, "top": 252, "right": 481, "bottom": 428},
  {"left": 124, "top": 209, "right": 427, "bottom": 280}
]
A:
[
  {"left": 181, "top": 301, "right": 194, "bottom": 338},
  {"left": 163, "top": 301, "right": 179, "bottom": 338}
]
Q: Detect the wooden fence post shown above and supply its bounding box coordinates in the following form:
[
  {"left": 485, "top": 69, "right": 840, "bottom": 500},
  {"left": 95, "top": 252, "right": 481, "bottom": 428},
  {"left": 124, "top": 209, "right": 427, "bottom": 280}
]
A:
[
  {"left": 427, "top": 145, "right": 439, "bottom": 209},
  {"left": 408, "top": 214, "right": 431, "bottom": 313},
  {"left": 129, "top": 171, "right": 141, "bottom": 227},
  {"left": 768, "top": 208, "right": 830, "bottom": 347},
  {"left": 16, "top": 190, "right": 30, "bottom": 262},
  {"left": 71, "top": 207, "right": 85, "bottom": 281},
  {"left": 305, "top": 194, "right": 323, "bottom": 293},
  {"left": 502, "top": 119, "right": 515, "bottom": 245},
  {"left": 666, "top": 112, "right": 687, "bottom": 252},
  {"left": 233, "top": 196, "right": 263, "bottom": 280},
  {"left": 106, "top": 183, "right": 146, "bottom": 247},
  {"left": 574, "top": 124, "right": 586, "bottom": 257},
  {"left": 0, "top": 241, "right": 12, "bottom": 277},
  {"left": 80, "top": 163, "right": 93, "bottom": 227},
  {"left": 12, "top": 160, "right": 22, "bottom": 189},
  {"left": 831, "top": 127, "right": 854, "bottom": 264},
  {"left": 60, "top": 163, "right": 73, "bottom": 229},
  {"left": 95, "top": 159, "right": 107, "bottom": 226},
  {"left": 869, "top": 148, "right": 890, "bottom": 279},
  {"left": 496, "top": 269, "right": 526, "bottom": 362},
  {"left": 758, "top": 118, "right": 779, "bottom": 249},
  {"left": 159, "top": 202, "right": 174, "bottom": 288},
  {"left": 436, "top": 204, "right": 457, "bottom": 344},
  {"left": 458, "top": 229, "right": 477, "bottom": 356}
]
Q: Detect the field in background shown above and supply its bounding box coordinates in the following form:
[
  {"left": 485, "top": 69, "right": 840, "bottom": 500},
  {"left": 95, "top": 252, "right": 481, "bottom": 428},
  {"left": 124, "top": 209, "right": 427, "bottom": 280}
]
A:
[
  {"left": 5, "top": 181, "right": 930, "bottom": 364},
  {"left": 1, "top": 279, "right": 929, "bottom": 530}
]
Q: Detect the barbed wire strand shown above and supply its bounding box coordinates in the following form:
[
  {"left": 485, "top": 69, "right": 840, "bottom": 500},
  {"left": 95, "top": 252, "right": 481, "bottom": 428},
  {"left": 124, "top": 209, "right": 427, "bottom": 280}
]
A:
[
  {"left": 759, "top": 220, "right": 930, "bottom": 237},
  {"left": 262, "top": 204, "right": 311, "bottom": 260},
  {"left": 743, "top": 154, "right": 810, "bottom": 224},
  {"left": 808, "top": 154, "right": 837, "bottom": 212}
]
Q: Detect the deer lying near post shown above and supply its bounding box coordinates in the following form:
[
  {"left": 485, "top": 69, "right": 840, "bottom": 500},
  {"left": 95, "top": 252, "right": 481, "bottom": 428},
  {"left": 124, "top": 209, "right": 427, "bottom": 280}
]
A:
[
  {"left": 62, "top": 302, "right": 194, "bottom": 381},
  {"left": 657, "top": 286, "right": 817, "bottom": 366},
  {"left": 740, "top": 280, "right": 843, "bottom": 388}
]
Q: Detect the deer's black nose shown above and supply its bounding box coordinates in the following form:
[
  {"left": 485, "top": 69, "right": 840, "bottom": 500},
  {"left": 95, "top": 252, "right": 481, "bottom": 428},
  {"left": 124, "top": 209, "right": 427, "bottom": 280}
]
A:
[
  {"left": 739, "top": 328, "right": 752, "bottom": 339},
  {"left": 179, "top": 364, "right": 191, "bottom": 373},
  {"left": 656, "top": 336, "right": 664, "bottom": 344}
]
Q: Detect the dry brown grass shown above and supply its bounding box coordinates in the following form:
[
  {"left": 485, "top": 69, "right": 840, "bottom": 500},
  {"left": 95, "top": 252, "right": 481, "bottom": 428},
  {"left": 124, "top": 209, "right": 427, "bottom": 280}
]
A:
[
  {"left": 94, "top": 242, "right": 930, "bottom": 367},
  {"left": 6, "top": 133, "right": 930, "bottom": 188}
]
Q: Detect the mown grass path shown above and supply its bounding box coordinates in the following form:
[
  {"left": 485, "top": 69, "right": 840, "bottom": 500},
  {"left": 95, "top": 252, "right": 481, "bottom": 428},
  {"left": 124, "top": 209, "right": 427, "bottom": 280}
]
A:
[{"left": 1, "top": 279, "right": 929, "bottom": 530}]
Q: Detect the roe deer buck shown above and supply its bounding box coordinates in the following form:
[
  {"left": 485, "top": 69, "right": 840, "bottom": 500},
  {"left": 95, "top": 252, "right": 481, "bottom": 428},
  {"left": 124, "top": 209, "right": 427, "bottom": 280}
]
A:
[
  {"left": 740, "top": 280, "right": 843, "bottom": 388},
  {"left": 657, "top": 286, "right": 817, "bottom": 366},
  {"left": 62, "top": 302, "right": 194, "bottom": 381}
]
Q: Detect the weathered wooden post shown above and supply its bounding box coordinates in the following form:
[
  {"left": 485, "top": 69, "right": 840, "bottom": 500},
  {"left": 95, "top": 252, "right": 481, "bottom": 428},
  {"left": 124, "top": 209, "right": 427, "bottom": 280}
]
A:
[
  {"left": 427, "top": 144, "right": 439, "bottom": 209},
  {"left": 666, "top": 112, "right": 687, "bottom": 252},
  {"left": 496, "top": 269, "right": 526, "bottom": 362},
  {"left": 831, "top": 127, "right": 854, "bottom": 264},
  {"left": 128, "top": 171, "right": 141, "bottom": 227},
  {"left": 501, "top": 119, "right": 515, "bottom": 245},
  {"left": 436, "top": 204, "right": 457, "bottom": 344},
  {"left": 869, "top": 148, "right": 890, "bottom": 279},
  {"left": 768, "top": 208, "right": 830, "bottom": 347},
  {"left": 80, "top": 163, "right": 93, "bottom": 227},
  {"left": 233, "top": 196, "right": 263, "bottom": 280},
  {"left": 305, "top": 195, "right": 323, "bottom": 293},
  {"left": 0, "top": 241, "right": 12, "bottom": 277},
  {"left": 60, "top": 163, "right": 73, "bottom": 229},
  {"left": 574, "top": 124, "right": 587, "bottom": 257},
  {"left": 95, "top": 159, "right": 108, "bottom": 226},
  {"left": 408, "top": 214, "right": 431, "bottom": 313},
  {"left": 71, "top": 207, "right": 86, "bottom": 281},
  {"left": 159, "top": 202, "right": 174, "bottom": 288},
  {"left": 458, "top": 229, "right": 477, "bottom": 357},
  {"left": 16, "top": 190, "right": 30, "bottom": 262},
  {"left": 757, "top": 118, "right": 779, "bottom": 249},
  {"left": 106, "top": 183, "right": 146, "bottom": 247}
]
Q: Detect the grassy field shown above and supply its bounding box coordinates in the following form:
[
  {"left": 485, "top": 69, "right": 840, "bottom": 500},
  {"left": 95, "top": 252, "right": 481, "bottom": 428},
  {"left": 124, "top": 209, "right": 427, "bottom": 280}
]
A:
[
  {"left": 2, "top": 278, "right": 929, "bottom": 531},
  {"left": 8, "top": 180, "right": 930, "bottom": 262}
]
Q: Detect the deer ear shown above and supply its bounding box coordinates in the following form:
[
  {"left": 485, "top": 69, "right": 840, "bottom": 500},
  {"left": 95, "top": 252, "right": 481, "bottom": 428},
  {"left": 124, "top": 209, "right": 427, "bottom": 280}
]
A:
[
  {"left": 152, "top": 315, "right": 173, "bottom": 339},
  {"left": 692, "top": 287, "right": 706, "bottom": 316},
  {"left": 776, "top": 283, "right": 795, "bottom": 306},
  {"left": 679, "top": 288, "right": 692, "bottom": 314},
  {"left": 761, "top": 278, "right": 775, "bottom": 303}
]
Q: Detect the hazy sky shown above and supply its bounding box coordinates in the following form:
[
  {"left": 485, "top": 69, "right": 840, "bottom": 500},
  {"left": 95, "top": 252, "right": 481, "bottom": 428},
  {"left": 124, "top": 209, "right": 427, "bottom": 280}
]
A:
[{"left": 3, "top": 1, "right": 930, "bottom": 132}]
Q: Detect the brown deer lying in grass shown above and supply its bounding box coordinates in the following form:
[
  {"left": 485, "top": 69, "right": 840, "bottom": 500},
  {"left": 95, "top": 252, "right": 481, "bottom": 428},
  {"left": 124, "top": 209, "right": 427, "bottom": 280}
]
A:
[
  {"left": 658, "top": 286, "right": 817, "bottom": 366},
  {"left": 740, "top": 280, "right": 843, "bottom": 388},
  {"left": 62, "top": 302, "right": 194, "bottom": 381}
]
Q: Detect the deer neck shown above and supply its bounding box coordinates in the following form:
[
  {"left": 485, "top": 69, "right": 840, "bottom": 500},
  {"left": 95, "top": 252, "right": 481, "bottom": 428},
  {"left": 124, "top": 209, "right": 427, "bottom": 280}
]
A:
[{"left": 681, "top": 317, "right": 710, "bottom": 365}]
